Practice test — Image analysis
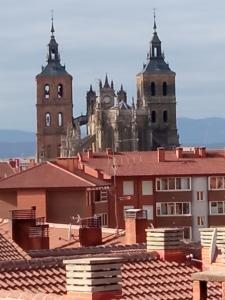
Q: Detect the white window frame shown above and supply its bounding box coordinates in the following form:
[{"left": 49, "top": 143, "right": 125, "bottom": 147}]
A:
[
  {"left": 208, "top": 176, "right": 225, "bottom": 190},
  {"left": 209, "top": 201, "right": 225, "bottom": 215},
  {"left": 142, "top": 181, "right": 153, "bottom": 196},
  {"left": 142, "top": 205, "right": 153, "bottom": 220},
  {"left": 182, "top": 226, "right": 192, "bottom": 240},
  {"left": 156, "top": 202, "right": 191, "bottom": 216},
  {"left": 156, "top": 177, "right": 191, "bottom": 192},
  {"left": 197, "top": 216, "right": 205, "bottom": 227},
  {"left": 197, "top": 191, "right": 204, "bottom": 201},
  {"left": 123, "top": 181, "right": 134, "bottom": 196},
  {"left": 96, "top": 213, "right": 108, "bottom": 227}
]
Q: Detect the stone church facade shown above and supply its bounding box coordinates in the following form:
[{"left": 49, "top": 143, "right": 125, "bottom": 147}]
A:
[{"left": 36, "top": 17, "right": 179, "bottom": 162}]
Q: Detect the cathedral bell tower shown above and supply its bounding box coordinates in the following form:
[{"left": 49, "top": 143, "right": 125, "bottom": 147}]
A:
[
  {"left": 136, "top": 13, "right": 179, "bottom": 149},
  {"left": 36, "top": 19, "right": 73, "bottom": 162}
]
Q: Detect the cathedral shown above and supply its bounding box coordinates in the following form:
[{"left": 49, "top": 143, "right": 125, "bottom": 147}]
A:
[{"left": 36, "top": 16, "right": 179, "bottom": 162}]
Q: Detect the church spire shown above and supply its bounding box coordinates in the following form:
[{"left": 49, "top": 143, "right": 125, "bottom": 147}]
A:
[
  {"left": 51, "top": 11, "right": 55, "bottom": 37},
  {"left": 103, "top": 74, "right": 110, "bottom": 88},
  {"left": 149, "top": 10, "right": 162, "bottom": 60},
  {"left": 47, "top": 14, "right": 60, "bottom": 63},
  {"left": 153, "top": 9, "right": 157, "bottom": 33}
]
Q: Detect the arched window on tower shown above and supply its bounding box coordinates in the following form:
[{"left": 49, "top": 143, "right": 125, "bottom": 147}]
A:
[
  {"left": 151, "top": 111, "right": 156, "bottom": 123},
  {"left": 51, "top": 49, "right": 56, "bottom": 60},
  {"left": 151, "top": 82, "right": 156, "bottom": 96},
  {"left": 45, "top": 113, "right": 51, "bottom": 127},
  {"left": 163, "top": 82, "right": 167, "bottom": 96},
  {"left": 57, "top": 84, "right": 63, "bottom": 98},
  {"left": 58, "top": 112, "right": 63, "bottom": 127},
  {"left": 44, "top": 84, "right": 50, "bottom": 99},
  {"left": 163, "top": 110, "right": 168, "bottom": 123}
]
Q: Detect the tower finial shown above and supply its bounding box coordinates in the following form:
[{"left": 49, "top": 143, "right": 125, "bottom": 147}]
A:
[
  {"left": 153, "top": 8, "right": 157, "bottom": 32},
  {"left": 51, "top": 9, "right": 55, "bottom": 37}
]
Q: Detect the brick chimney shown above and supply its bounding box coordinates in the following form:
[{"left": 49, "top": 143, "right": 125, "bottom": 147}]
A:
[
  {"left": 194, "top": 147, "right": 200, "bottom": 158},
  {"left": 106, "top": 148, "right": 113, "bottom": 156},
  {"left": 146, "top": 228, "right": 185, "bottom": 262},
  {"left": 63, "top": 257, "right": 122, "bottom": 300},
  {"left": 199, "top": 147, "right": 206, "bottom": 158},
  {"left": 87, "top": 148, "right": 93, "bottom": 159},
  {"left": 125, "top": 209, "right": 148, "bottom": 244},
  {"left": 199, "top": 228, "right": 225, "bottom": 270},
  {"left": 157, "top": 147, "right": 165, "bottom": 162},
  {"left": 79, "top": 216, "right": 102, "bottom": 247},
  {"left": 176, "top": 147, "right": 183, "bottom": 159}
]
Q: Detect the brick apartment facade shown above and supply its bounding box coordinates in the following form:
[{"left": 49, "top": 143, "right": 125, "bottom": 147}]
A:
[
  {"left": 1, "top": 147, "right": 225, "bottom": 242},
  {"left": 68, "top": 147, "right": 225, "bottom": 241},
  {"left": 0, "top": 161, "right": 109, "bottom": 226}
]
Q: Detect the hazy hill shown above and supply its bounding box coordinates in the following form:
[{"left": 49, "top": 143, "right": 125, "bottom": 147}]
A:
[{"left": 0, "top": 118, "right": 225, "bottom": 158}]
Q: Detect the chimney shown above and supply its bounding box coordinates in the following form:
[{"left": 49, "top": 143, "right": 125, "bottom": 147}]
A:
[
  {"left": 63, "top": 257, "right": 122, "bottom": 300},
  {"left": 125, "top": 209, "right": 148, "bottom": 244},
  {"left": 199, "top": 147, "right": 206, "bottom": 158},
  {"left": 87, "top": 148, "right": 93, "bottom": 159},
  {"left": 176, "top": 147, "right": 183, "bottom": 159},
  {"left": 194, "top": 147, "right": 200, "bottom": 158},
  {"left": 146, "top": 228, "right": 185, "bottom": 262},
  {"left": 79, "top": 216, "right": 102, "bottom": 247},
  {"left": 157, "top": 147, "right": 165, "bottom": 162},
  {"left": 106, "top": 148, "right": 113, "bottom": 156}
]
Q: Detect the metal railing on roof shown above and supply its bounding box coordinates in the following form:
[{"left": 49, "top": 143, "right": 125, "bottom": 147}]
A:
[{"left": 11, "top": 209, "right": 36, "bottom": 220}]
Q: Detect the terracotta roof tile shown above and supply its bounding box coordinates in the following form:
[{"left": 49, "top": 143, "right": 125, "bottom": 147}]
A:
[
  {"left": 0, "top": 162, "right": 108, "bottom": 189},
  {"left": 0, "top": 227, "right": 30, "bottom": 261},
  {"left": 81, "top": 150, "right": 225, "bottom": 177}
]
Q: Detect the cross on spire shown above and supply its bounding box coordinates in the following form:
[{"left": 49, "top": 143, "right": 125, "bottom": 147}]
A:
[
  {"left": 153, "top": 8, "right": 157, "bottom": 32},
  {"left": 51, "top": 9, "right": 55, "bottom": 37}
]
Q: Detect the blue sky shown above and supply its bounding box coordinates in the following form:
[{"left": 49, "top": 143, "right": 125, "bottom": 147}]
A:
[{"left": 0, "top": 0, "right": 225, "bottom": 131}]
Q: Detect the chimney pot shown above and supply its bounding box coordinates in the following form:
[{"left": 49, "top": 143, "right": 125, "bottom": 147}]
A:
[
  {"left": 176, "top": 147, "right": 183, "bottom": 159},
  {"left": 63, "top": 257, "right": 122, "bottom": 300},
  {"left": 87, "top": 148, "right": 93, "bottom": 159},
  {"left": 199, "top": 147, "right": 206, "bottom": 158},
  {"left": 157, "top": 147, "right": 165, "bottom": 162},
  {"left": 125, "top": 209, "right": 148, "bottom": 244},
  {"left": 146, "top": 228, "right": 185, "bottom": 262},
  {"left": 106, "top": 148, "right": 113, "bottom": 155}
]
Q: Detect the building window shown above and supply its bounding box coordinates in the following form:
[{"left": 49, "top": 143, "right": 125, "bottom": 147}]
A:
[
  {"left": 57, "top": 84, "right": 63, "bottom": 98},
  {"left": 151, "top": 111, "right": 156, "bottom": 123},
  {"left": 142, "top": 181, "right": 153, "bottom": 195},
  {"left": 197, "top": 191, "right": 204, "bottom": 201},
  {"left": 210, "top": 201, "right": 225, "bottom": 215},
  {"left": 156, "top": 177, "right": 191, "bottom": 191},
  {"left": 45, "top": 113, "right": 51, "bottom": 127},
  {"left": 123, "top": 205, "right": 134, "bottom": 219},
  {"left": 183, "top": 227, "right": 192, "bottom": 240},
  {"left": 156, "top": 202, "right": 191, "bottom": 216},
  {"left": 95, "top": 190, "right": 108, "bottom": 202},
  {"left": 197, "top": 216, "right": 205, "bottom": 226},
  {"left": 44, "top": 84, "right": 50, "bottom": 99},
  {"left": 58, "top": 112, "right": 63, "bottom": 127},
  {"left": 209, "top": 176, "right": 225, "bottom": 190},
  {"left": 123, "top": 181, "right": 134, "bottom": 196},
  {"left": 96, "top": 213, "right": 108, "bottom": 227},
  {"left": 163, "top": 82, "right": 167, "bottom": 96},
  {"left": 163, "top": 110, "right": 168, "bottom": 123},
  {"left": 150, "top": 82, "right": 156, "bottom": 96},
  {"left": 51, "top": 49, "right": 56, "bottom": 60},
  {"left": 142, "top": 205, "right": 153, "bottom": 220}
]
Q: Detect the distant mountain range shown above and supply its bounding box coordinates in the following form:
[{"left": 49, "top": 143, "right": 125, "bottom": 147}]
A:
[{"left": 0, "top": 117, "right": 225, "bottom": 158}]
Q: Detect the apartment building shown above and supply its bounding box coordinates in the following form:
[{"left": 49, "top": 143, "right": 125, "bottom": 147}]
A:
[{"left": 74, "top": 147, "right": 225, "bottom": 241}]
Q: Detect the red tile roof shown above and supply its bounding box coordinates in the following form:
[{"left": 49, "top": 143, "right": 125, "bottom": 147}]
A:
[
  {"left": 0, "top": 162, "right": 109, "bottom": 189},
  {"left": 0, "top": 162, "right": 15, "bottom": 179},
  {"left": 0, "top": 254, "right": 220, "bottom": 300},
  {"left": 0, "top": 227, "right": 30, "bottom": 261},
  {"left": 80, "top": 150, "right": 225, "bottom": 177}
]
